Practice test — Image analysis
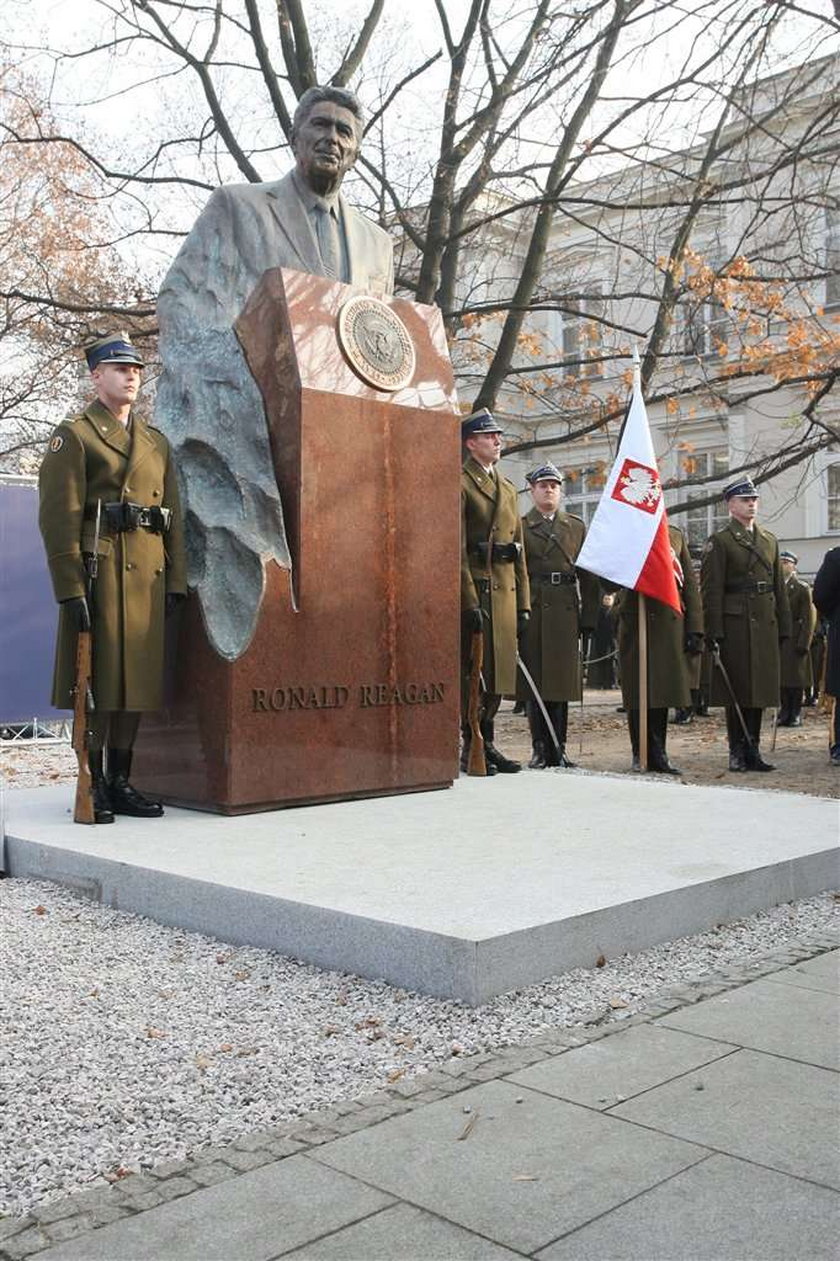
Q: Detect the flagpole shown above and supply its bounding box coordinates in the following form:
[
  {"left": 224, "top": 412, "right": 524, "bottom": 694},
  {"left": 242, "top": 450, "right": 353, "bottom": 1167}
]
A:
[{"left": 638, "top": 593, "right": 648, "bottom": 771}]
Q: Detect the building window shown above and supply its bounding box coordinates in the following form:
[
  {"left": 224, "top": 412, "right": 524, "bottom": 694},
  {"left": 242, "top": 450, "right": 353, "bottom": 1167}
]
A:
[
  {"left": 564, "top": 464, "right": 608, "bottom": 524},
  {"left": 828, "top": 462, "right": 840, "bottom": 532},
  {"left": 683, "top": 450, "right": 730, "bottom": 549},
  {"left": 562, "top": 295, "right": 604, "bottom": 376},
  {"left": 826, "top": 210, "right": 840, "bottom": 311},
  {"left": 679, "top": 300, "right": 729, "bottom": 359}
]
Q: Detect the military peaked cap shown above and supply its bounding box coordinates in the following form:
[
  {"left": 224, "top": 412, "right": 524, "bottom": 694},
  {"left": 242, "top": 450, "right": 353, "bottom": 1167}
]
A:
[
  {"left": 723, "top": 477, "right": 758, "bottom": 500},
  {"left": 461, "top": 408, "right": 503, "bottom": 438},
  {"left": 85, "top": 332, "right": 145, "bottom": 371},
  {"left": 526, "top": 462, "right": 563, "bottom": 485},
  {"left": 780, "top": 550, "right": 798, "bottom": 564}
]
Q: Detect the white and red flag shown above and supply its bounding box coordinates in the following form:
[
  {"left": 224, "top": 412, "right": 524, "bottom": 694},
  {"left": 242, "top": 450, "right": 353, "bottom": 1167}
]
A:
[{"left": 576, "top": 353, "right": 681, "bottom": 615}]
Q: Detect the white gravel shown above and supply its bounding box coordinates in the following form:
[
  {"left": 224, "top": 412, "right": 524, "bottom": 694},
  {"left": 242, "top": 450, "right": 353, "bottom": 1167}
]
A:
[{"left": 1, "top": 875, "right": 837, "bottom": 1218}]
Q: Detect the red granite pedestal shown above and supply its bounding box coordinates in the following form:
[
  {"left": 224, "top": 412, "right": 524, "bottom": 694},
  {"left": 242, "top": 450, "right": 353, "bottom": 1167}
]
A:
[{"left": 134, "top": 269, "right": 461, "bottom": 813}]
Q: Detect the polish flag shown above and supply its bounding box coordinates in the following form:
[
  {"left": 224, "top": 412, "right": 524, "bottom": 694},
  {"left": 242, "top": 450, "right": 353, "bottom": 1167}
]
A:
[{"left": 576, "top": 356, "right": 682, "bottom": 615}]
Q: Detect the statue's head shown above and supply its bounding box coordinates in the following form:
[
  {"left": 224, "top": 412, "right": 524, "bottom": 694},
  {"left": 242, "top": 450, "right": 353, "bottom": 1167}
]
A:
[{"left": 291, "top": 86, "right": 364, "bottom": 196}]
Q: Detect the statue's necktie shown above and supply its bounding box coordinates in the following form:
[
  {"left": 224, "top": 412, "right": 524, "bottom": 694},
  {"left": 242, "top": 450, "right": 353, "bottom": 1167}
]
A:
[{"left": 315, "top": 204, "right": 340, "bottom": 280}]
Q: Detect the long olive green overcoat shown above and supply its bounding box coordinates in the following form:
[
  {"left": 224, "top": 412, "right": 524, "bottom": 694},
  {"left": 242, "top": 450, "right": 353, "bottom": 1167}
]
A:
[
  {"left": 39, "top": 399, "right": 187, "bottom": 711},
  {"left": 701, "top": 518, "right": 791, "bottom": 708},
  {"left": 780, "top": 575, "right": 815, "bottom": 689},
  {"left": 615, "top": 524, "right": 703, "bottom": 709},
  {"left": 461, "top": 457, "right": 530, "bottom": 696},
  {"left": 517, "top": 508, "right": 600, "bottom": 702}
]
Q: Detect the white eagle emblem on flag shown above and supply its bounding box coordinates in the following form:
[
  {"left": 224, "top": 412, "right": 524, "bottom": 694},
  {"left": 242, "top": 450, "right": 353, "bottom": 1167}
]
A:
[{"left": 611, "top": 458, "right": 662, "bottom": 514}]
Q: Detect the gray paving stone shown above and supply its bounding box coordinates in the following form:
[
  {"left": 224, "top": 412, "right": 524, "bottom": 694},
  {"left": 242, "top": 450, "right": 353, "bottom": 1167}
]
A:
[
  {"left": 657, "top": 976, "right": 840, "bottom": 1069},
  {"left": 0, "top": 1221, "right": 33, "bottom": 1245},
  {"left": 282, "top": 1202, "right": 524, "bottom": 1259},
  {"left": 3, "top": 1227, "right": 49, "bottom": 1260},
  {"left": 536, "top": 1153, "right": 840, "bottom": 1259},
  {"left": 33, "top": 1156, "right": 393, "bottom": 1260},
  {"left": 610, "top": 1048, "right": 840, "bottom": 1190},
  {"left": 221, "top": 1147, "right": 274, "bottom": 1172},
  {"left": 311, "top": 1078, "right": 707, "bottom": 1255},
  {"left": 508, "top": 1024, "right": 737, "bottom": 1110},
  {"left": 40, "top": 1219, "right": 92, "bottom": 1246},
  {"left": 188, "top": 1162, "right": 236, "bottom": 1188},
  {"left": 762, "top": 948, "right": 840, "bottom": 996}
]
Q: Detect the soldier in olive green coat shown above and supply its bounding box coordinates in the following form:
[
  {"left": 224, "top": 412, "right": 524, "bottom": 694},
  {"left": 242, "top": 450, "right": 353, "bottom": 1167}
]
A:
[
  {"left": 461, "top": 409, "right": 530, "bottom": 774},
  {"left": 517, "top": 463, "right": 600, "bottom": 768},
  {"left": 701, "top": 478, "right": 791, "bottom": 772},
  {"left": 778, "top": 550, "right": 815, "bottom": 727},
  {"left": 39, "top": 333, "right": 187, "bottom": 822},
  {"left": 613, "top": 522, "right": 703, "bottom": 774}
]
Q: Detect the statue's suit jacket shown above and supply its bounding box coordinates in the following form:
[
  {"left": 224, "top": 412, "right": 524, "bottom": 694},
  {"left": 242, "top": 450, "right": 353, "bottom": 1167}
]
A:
[{"left": 155, "top": 171, "right": 394, "bottom": 660}]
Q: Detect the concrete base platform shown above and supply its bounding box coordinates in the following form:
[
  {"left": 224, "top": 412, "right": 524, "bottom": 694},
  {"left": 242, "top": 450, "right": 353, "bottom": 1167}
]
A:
[{"left": 2, "top": 774, "right": 837, "bottom": 1004}]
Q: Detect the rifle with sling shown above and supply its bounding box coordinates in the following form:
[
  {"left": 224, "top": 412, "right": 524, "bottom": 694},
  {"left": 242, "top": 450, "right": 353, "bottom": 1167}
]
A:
[
  {"left": 72, "top": 500, "right": 100, "bottom": 824},
  {"left": 466, "top": 627, "right": 487, "bottom": 775}
]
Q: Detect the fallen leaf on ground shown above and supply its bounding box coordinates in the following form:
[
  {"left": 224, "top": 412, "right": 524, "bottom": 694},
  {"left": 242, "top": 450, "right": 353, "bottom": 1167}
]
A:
[
  {"left": 513, "top": 1174, "right": 540, "bottom": 1182},
  {"left": 146, "top": 1027, "right": 166, "bottom": 1039},
  {"left": 195, "top": 1053, "right": 212, "bottom": 1071},
  {"left": 609, "top": 997, "right": 629, "bottom": 1009},
  {"left": 595, "top": 954, "right": 606, "bottom": 968},
  {"left": 458, "top": 1111, "right": 480, "bottom": 1141},
  {"left": 104, "top": 1166, "right": 133, "bottom": 1183},
  {"left": 32, "top": 905, "right": 48, "bottom": 916},
  {"left": 387, "top": 1068, "right": 406, "bottom": 1083}
]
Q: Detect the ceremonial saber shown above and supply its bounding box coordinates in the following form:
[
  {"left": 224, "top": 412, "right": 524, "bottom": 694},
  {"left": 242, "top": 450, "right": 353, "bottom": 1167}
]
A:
[
  {"left": 516, "top": 652, "right": 563, "bottom": 762},
  {"left": 710, "top": 643, "right": 756, "bottom": 754}
]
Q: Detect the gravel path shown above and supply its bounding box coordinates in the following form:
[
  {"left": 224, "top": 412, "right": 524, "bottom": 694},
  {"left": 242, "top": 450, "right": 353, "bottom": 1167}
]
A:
[{"left": 1, "top": 876, "right": 837, "bottom": 1219}]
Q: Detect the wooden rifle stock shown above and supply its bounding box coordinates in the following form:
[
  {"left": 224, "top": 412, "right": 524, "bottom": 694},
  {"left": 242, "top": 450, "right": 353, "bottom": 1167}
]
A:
[
  {"left": 466, "top": 630, "right": 487, "bottom": 776},
  {"left": 72, "top": 627, "right": 95, "bottom": 825}
]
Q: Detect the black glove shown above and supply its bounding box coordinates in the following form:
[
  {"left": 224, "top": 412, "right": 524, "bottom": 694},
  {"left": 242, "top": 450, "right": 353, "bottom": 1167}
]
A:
[
  {"left": 517, "top": 610, "right": 530, "bottom": 640},
  {"left": 464, "top": 607, "right": 483, "bottom": 634},
  {"left": 166, "top": 592, "right": 187, "bottom": 618},
  {"left": 685, "top": 631, "right": 704, "bottom": 655},
  {"left": 61, "top": 596, "right": 90, "bottom": 632}
]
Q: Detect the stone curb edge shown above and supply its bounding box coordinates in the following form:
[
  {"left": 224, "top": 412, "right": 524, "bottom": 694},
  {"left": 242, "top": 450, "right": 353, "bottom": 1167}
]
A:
[{"left": 2, "top": 928, "right": 838, "bottom": 1259}]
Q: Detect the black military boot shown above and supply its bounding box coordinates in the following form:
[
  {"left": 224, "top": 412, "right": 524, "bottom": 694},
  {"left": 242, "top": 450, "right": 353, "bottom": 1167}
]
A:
[
  {"left": 108, "top": 749, "right": 165, "bottom": 817},
  {"left": 480, "top": 719, "right": 521, "bottom": 773},
  {"left": 788, "top": 690, "right": 803, "bottom": 727},
  {"left": 743, "top": 710, "right": 774, "bottom": 772},
  {"left": 692, "top": 689, "right": 709, "bottom": 717},
  {"left": 88, "top": 749, "right": 115, "bottom": 825},
  {"left": 547, "top": 702, "right": 576, "bottom": 768},
  {"left": 673, "top": 707, "right": 693, "bottom": 725},
  {"left": 526, "top": 702, "right": 549, "bottom": 769},
  {"left": 726, "top": 707, "right": 748, "bottom": 772},
  {"left": 460, "top": 731, "right": 497, "bottom": 776},
  {"left": 777, "top": 689, "right": 793, "bottom": 727},
  {"left": 648, "top": 709, "right": 681, "bottom": 775},
  {"left": 627, "top": 709, "right": 641, "bottom": 771}
]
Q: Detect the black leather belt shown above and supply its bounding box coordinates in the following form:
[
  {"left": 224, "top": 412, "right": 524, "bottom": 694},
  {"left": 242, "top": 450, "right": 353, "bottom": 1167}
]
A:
[
  {"left": 86, "top": 502, "right": 171, "bottom": 534},
  {"left": 534, "top": 572, "right": 576, "bottom": 586},
  {"left": 473, "top": 541, "right": 521, "bottom": 563},
  {"left": 725, "top": 581, "right": 772, "bottom": 594}
]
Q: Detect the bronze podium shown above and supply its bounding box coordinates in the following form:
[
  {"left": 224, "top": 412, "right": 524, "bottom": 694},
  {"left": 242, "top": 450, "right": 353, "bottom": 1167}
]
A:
[{"left": 134, "top": 269, "right": 461, "bottom": 813}]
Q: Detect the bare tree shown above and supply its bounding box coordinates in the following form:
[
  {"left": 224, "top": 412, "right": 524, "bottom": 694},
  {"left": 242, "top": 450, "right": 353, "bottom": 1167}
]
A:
[{"left": 1, "top": 0, "right": 838, "bottom": 502}]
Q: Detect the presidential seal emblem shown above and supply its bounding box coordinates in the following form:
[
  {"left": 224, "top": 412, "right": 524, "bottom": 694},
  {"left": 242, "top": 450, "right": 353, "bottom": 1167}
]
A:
[{"left": 337, "top": 296, "right": 415, "bottom": 392}]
